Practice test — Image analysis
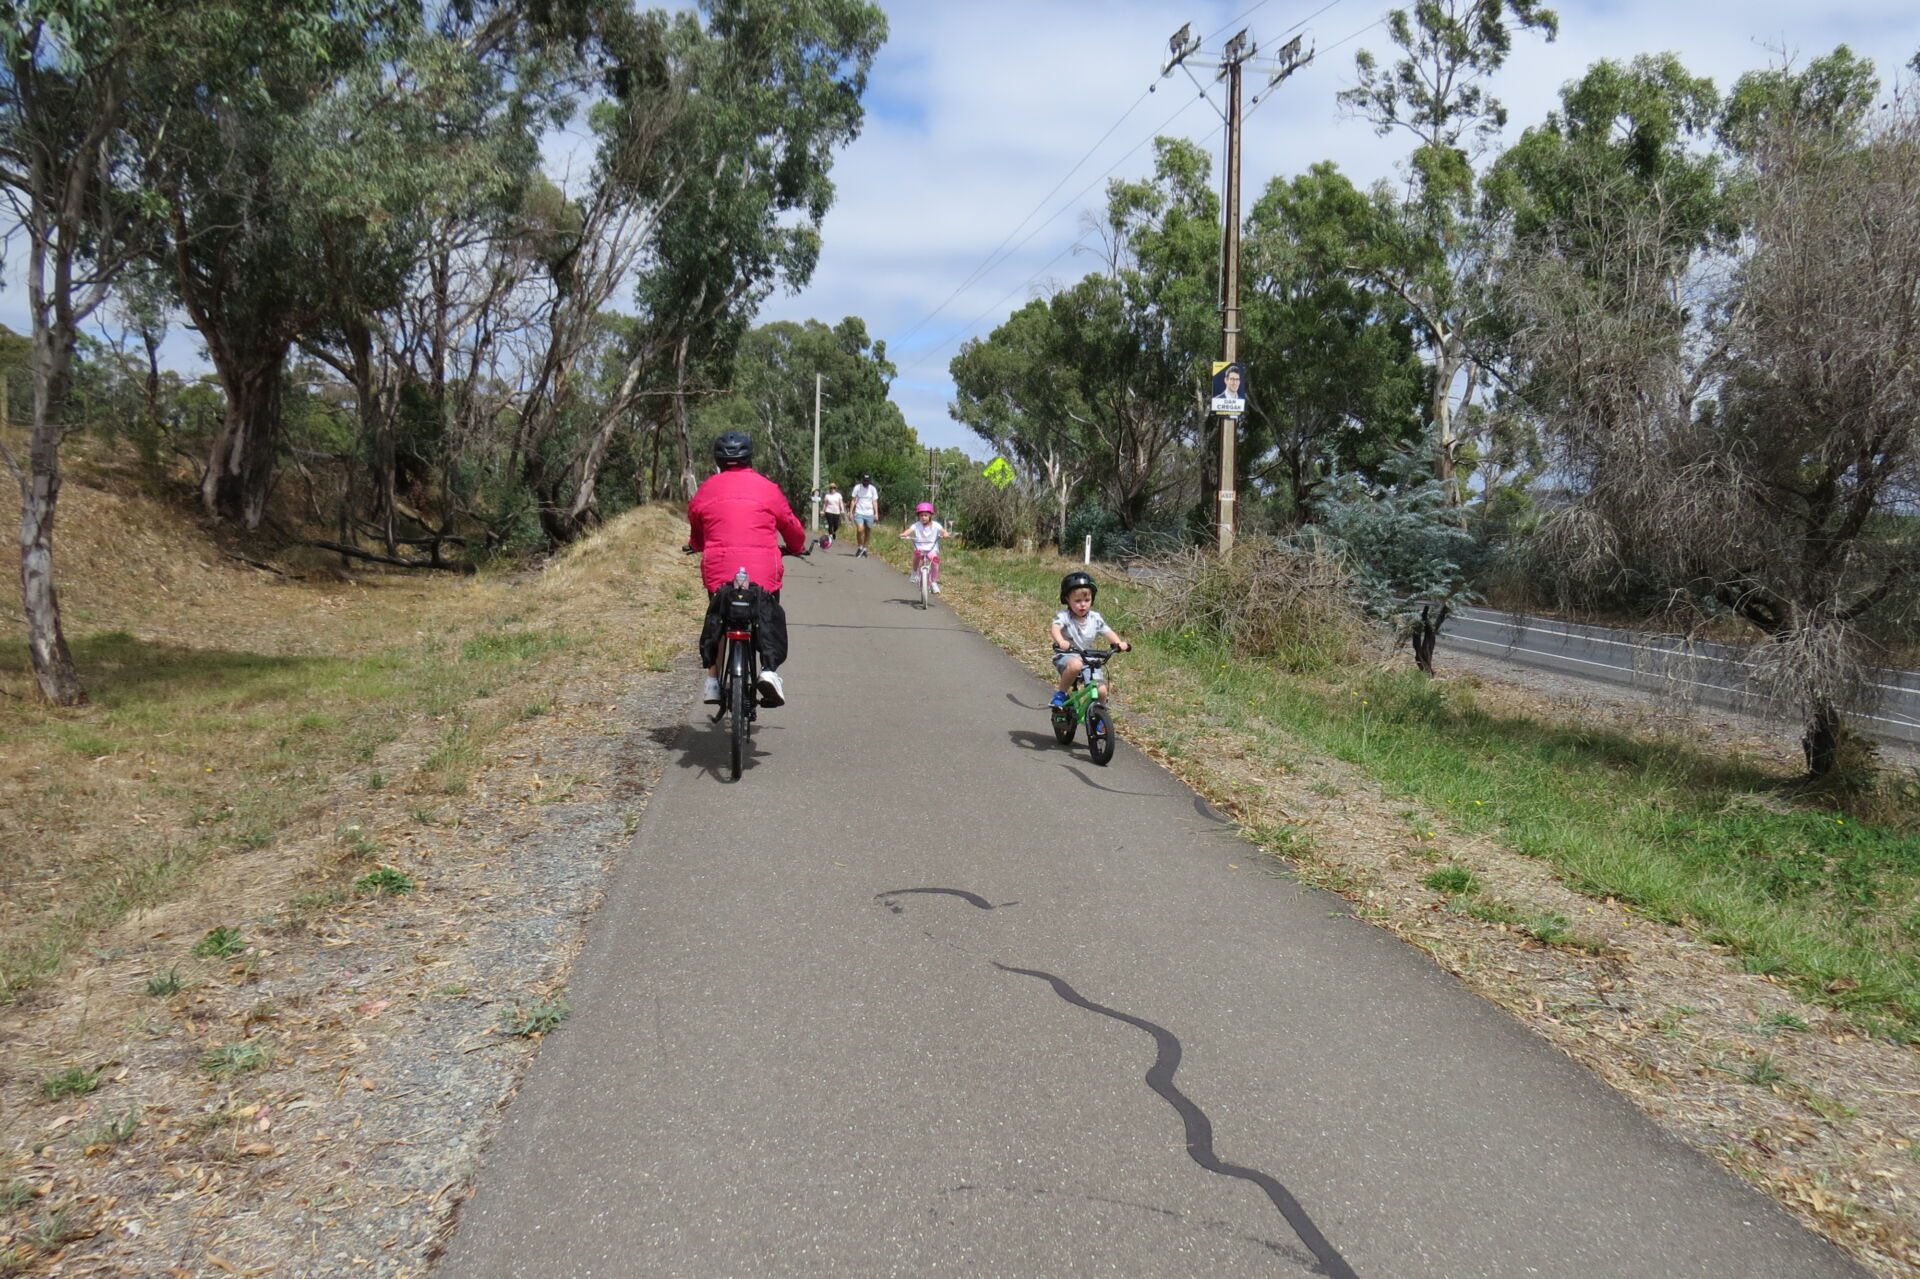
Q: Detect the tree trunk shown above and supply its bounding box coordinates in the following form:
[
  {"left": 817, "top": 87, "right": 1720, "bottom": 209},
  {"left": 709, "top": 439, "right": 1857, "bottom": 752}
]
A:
[
  {"left": 1410, "top": 602, "right": 1448, "bottom": 677},
  {"left": 19, "top": 417, "right": 84, "bottom": 705},
  {"left": 342, "top": 321, "right": 398, "bottom": 555},
  {"left": 1432, "top": 331, "right": 1464, "bottom": 504},
  {"left": 18, "top": 246, "right": 86, "bottom": 705},
  {"left": 641, "top": 414, "right": 662, "bottom": 503},
  {"left": 201, "top": 345, "right": 288, "bottom": 528},
  {"left": 1802, "top": 701, "right": 1842, "bottom": 777},
  {"left": 674, "top": 336, "right": 697, "bottom": 500}
]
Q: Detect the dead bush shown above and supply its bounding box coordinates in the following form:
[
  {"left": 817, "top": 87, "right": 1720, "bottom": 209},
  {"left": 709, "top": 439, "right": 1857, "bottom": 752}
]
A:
[{"left": 1134, "top": 541, "right": 1374, "bottom": 671}]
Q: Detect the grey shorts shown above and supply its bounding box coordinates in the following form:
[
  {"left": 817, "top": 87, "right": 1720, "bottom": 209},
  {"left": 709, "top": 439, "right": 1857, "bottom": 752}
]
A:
[
  {"left": 852, "top": 514, "right": 874, "bottom": 528},
  {"left": 1052, "top": 651, "right": 1079, "bottom": 673}
]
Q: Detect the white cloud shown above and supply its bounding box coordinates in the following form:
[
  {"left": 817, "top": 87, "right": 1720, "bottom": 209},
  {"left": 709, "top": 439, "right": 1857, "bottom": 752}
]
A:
[
  {"left": 766, "top": 0, "right": 1920, "bottom": 455},
  {"left": 7, "top": 1, "right": 1916, "bottom": 461}
]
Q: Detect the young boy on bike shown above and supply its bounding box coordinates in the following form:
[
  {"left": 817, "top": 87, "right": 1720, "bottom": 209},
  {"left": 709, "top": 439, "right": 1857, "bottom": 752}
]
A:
[
  {"left": 1050, "top": 570, "right": 1130, "bottom": 708},
  {"left": 898, "top": 502, "right": 958, "bottom": 593}
]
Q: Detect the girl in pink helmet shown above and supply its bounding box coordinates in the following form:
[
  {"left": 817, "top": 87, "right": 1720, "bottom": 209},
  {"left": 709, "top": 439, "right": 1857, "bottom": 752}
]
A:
[{"left": 898, "top": 502, "right": 958, "bottom": 594}]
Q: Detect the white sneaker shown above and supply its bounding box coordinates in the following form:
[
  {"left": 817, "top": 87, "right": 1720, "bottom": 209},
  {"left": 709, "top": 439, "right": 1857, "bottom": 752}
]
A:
[
  {"left": 702, "top": 675, "right": 720, "bottom": 704},
  {"left": 756, "top": 668, "right": 786, "bottom": 708},
  {"left": 931, "top": 582, "right": 941, "bottom": 593}
]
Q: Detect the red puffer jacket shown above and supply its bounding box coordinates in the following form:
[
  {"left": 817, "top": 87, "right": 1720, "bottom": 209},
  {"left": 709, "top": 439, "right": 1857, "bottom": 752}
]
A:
[{"left": 688, "top": 467, "right": 807, "bottom": 593}]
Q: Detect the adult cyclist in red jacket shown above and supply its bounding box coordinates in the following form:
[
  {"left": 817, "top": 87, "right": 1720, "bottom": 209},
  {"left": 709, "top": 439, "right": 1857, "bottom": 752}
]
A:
[{"left": 688, "top": 430, "right": 808, "bottom": 707}]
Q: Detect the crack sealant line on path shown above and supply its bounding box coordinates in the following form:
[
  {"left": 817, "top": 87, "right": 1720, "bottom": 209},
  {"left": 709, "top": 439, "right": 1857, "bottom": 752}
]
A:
[{"left": 434, "top": 547, "right": 1870, "bottom": 1279}]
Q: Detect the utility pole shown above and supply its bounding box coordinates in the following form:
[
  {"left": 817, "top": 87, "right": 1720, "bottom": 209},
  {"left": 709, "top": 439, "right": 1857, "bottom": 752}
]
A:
[
  {"left": 1163, "top": 24, "right": 1310, "bottom": 556},
  {"left": 810, "top": 374, "right": 823, "bottom": 534},
  {"left": 1218, "top": 41, "right": 1245, "bottom": 558}
]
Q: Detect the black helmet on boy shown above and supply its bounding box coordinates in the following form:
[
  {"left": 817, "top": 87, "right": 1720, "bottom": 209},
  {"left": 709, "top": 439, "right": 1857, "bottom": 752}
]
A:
[
  {"left": 713, "top": 430, "right": 754, "bottom": 469},
  {"left": 1059, "top": 570, "right": 1097, "bottom": 604}
]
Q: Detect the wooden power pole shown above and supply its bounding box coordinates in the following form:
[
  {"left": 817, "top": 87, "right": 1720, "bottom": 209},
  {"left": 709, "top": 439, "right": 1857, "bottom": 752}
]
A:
[
  {"left": 1218, "top": 46, "right": 1245, "bottom": 557},
  {"left": 810, "top": 374, "right": 823, "bottom": 534},
  {"left": 1163, "top": 25, "right": 1311, "bottom": 557}
]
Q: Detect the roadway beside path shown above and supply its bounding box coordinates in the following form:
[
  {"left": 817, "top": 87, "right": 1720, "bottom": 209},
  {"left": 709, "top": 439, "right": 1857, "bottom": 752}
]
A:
[{"left": 437, "top": 546, "right": 1866, "bottom": 1278}]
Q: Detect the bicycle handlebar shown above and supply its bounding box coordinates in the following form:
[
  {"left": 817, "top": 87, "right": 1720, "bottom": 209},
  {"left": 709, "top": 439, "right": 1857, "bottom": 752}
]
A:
[
  {"left": 1057, "top": 646, "right": 1125, "bottom": 659},
  {"left": 681, "top": 544, "right": 810, "bottom": 558}
]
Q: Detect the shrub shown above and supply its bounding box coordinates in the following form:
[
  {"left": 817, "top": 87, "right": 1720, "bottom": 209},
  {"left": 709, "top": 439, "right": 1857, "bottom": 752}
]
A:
[
  {"left": 943, "top": 474, "right": 1045, "bottom": 548},
  {"left": 1133, "top": 540, "right": 1373, "bottom": 671},
  {"left": 1060, "top": 502, "right": 1192, "bottom": 559}
]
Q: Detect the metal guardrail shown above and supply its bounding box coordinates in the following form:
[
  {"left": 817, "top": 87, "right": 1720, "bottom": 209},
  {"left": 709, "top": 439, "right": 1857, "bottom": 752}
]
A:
[{"left": 1438, "top": 606, "right": 1920, "bottom": 748}]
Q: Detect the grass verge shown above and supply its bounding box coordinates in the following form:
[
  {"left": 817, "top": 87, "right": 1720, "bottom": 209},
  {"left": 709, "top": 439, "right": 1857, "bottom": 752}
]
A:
[
  {"left": 0, "top": 503, "right": 700, "bottom": 1001},
  {"left": 946, "top": 547, "right": 1920, "bottom": 1039}
]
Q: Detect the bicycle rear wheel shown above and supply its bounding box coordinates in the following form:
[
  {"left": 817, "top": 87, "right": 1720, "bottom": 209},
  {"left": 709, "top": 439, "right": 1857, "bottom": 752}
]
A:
[
  {"left": 1086, "top": 700, "right": 1114, "bottom": 765},
  {"left": 727, "top": 648, "right": 748, "bottom": 780}
]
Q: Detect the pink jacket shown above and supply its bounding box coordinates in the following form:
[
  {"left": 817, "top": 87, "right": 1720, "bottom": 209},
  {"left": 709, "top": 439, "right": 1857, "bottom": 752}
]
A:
[{"left": 688, "top": 467, "right": 807, "bottom": 593}]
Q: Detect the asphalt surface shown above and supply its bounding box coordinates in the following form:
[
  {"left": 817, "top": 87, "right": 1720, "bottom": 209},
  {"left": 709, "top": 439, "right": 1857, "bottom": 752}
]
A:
[
  {"left": 437, "top": 550, "right": 1866, "bottom": 1279},
  {"left": 1442, "top": 606, "right": 1920, "bottom": 748}
]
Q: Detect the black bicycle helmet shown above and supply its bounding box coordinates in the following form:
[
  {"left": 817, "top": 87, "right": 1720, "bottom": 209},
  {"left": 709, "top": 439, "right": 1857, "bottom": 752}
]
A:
[
  {"left": 713, "top": 430, "right": 754, "bottom": 469},
  {"left": 1059, "top": 571, "right": 1098, "bottom": 604}
]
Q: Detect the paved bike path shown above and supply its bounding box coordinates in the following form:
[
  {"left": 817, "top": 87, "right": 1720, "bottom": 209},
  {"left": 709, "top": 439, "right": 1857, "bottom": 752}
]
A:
[{"left": 438, "top": 549, "right": 1863, "bottom": 1278}]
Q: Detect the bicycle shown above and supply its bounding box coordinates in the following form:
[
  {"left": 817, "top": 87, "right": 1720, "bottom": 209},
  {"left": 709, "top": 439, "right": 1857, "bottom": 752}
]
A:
[
  {"left": 910, "top": 549, "right": 935, "bottom": 610},
  {"left": 687, "top": 547, "right": 807, "bottom": 781},
  {"left": 711, "top": 570, "right": 762, "bottom": 780},
  {"left": 1049, "top": 647, "right": 1120, "bottom": 766}
]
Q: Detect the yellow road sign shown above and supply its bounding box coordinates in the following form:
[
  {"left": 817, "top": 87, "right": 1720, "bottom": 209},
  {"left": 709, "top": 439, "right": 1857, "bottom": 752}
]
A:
[{"left": 982, "top": 457, "right": 1016, "bottom": 489}]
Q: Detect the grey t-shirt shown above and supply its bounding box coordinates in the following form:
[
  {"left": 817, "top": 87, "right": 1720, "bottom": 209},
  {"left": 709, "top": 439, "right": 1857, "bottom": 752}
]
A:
[{"left": 1053, "top": 607, "right": 1108, "bottom": 650}]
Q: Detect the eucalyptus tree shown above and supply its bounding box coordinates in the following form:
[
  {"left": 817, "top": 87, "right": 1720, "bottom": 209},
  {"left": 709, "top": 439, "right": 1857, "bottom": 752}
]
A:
[
  {"left": 951, "top": 138, "right": 1217, "bottom": 530},
  {"left": 130, "top": 2, "right": 430, "bottom": 529},
  {"left": 694, "top": 316, "right": 913, "bottom": 502},
  {"left": 1490, "top": 53, "right": 1730, "bottom": 273},
  {"left": 625, "top": 0, "right": 888, "bottom": 507},
  {"left": 950, "top": 298, "right": 1084, "bottom": 544},
  {"left": 291, "top": 22, "right": 565, "bottom": 558},
  {"left": 516, "top": 0, "right": 886, "bottom": 537},
  {"left": 1340, "top": 0, "right": 1558, "bottom": 499},
  {"left": 1240, "top": 162, "right": 1424, "bottom": 526},
  {"left": 1505, "top": 51, "right": 1920, "bottom": 774},
  {"left": 0, "top": 1, "right": 376, "bottom": 701},
  {"left": 0, "top": 3, "right": 166, "bottom": 701}
]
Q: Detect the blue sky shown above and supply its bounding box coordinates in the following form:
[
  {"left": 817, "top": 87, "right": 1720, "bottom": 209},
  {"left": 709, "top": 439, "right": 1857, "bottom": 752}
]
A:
[
  {"left": 6, "top": 1, "right": 1917, "bottom": 462},
  {"left": 759, "top": 0, "right": 1920, "bottom": 456}
]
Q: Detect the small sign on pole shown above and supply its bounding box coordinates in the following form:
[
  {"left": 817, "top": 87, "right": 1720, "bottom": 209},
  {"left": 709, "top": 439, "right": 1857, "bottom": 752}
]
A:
[
  {"left": 982, "top": 456, "right": 1015, "bottom": 489},
  {"left": 1209, "top": 361, "right": 1247, "bottom": 416}
]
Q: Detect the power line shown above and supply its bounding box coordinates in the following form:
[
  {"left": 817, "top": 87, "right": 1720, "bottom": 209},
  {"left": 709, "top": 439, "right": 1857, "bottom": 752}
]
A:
[
  {"left": 899, "top": 238, "right": 1090, "bottom": 380},
  {"left": 892, "top": 82, "right": 1158, "bottom": 350},
  {"left": 1278, "top": 0, "right": 1347, "bottom": 40},
  {"left": 1317, "top": 11, "right": 1387, "bottom": 58},
  {"left": 1204, "top": 0, "right": 1276, "bottom": 43},
  {"left": 900, "top": 89, "right": 1210, "bottom": 378},
  {"left": 899, "top": 2, "right": 1357, "bottom": 383}
]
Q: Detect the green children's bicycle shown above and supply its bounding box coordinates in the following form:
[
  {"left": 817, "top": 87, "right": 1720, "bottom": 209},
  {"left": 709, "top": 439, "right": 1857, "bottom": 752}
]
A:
[{"left": 1049, "top": 647, "right": 1119, "bottom": 765}]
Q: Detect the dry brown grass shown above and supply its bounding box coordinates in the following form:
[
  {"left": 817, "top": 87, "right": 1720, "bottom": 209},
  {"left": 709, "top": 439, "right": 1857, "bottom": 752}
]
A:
[
  {"left": 0, "top": 455, "right": 699, "bottom": 998},
  {"left": 1131, "top": 540, "right": 1372, "bottom": 672},
  {"left": 0, "top": 461, "right": 706, "bottom": 1275}
]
